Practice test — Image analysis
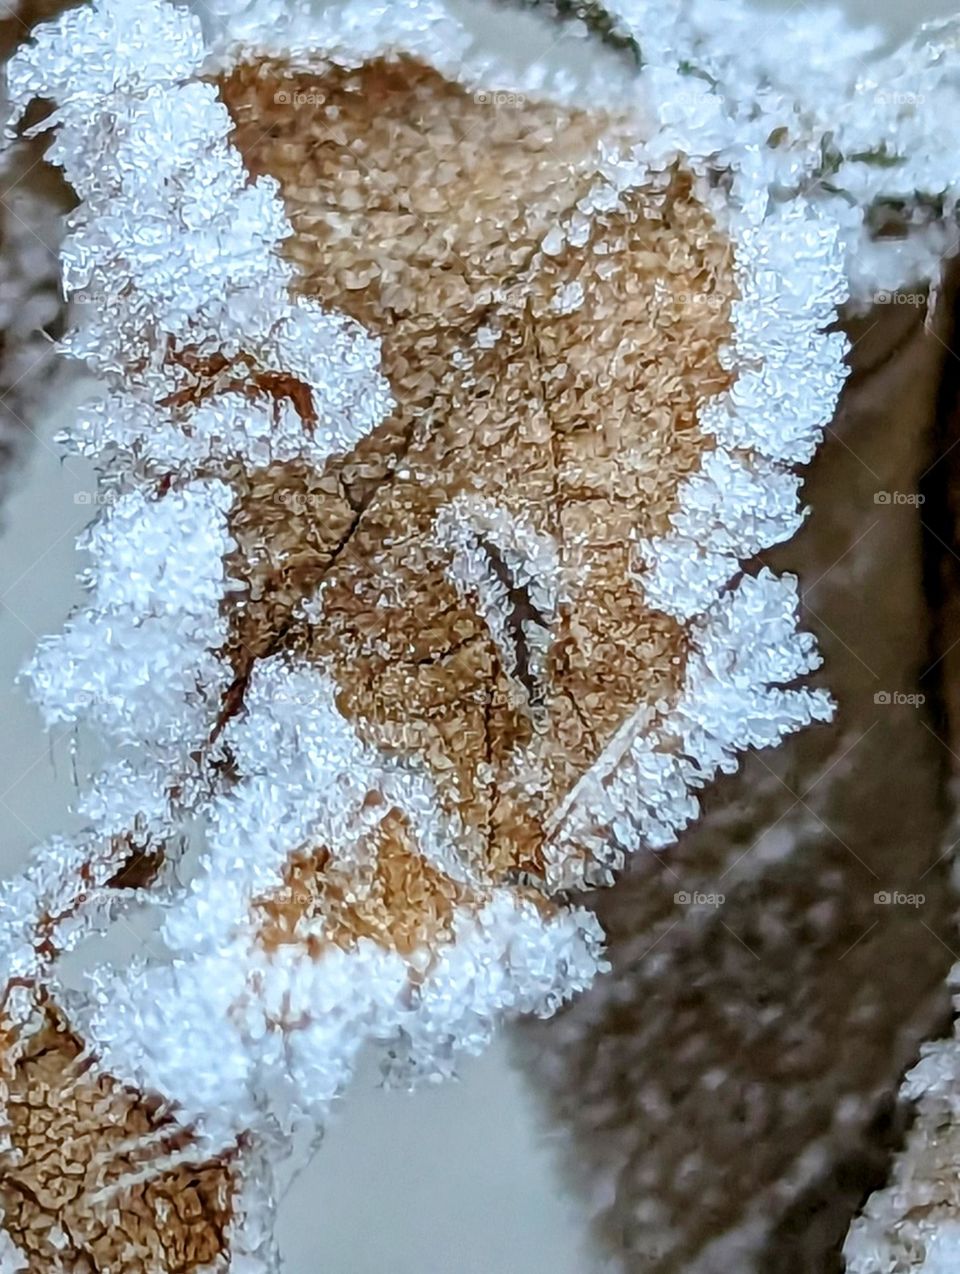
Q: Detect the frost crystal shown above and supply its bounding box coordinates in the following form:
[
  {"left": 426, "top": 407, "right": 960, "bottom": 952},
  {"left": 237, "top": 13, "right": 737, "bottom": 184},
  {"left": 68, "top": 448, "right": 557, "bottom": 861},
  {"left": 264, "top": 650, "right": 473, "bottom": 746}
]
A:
[{"left": 1, "top": 0, "right": 959, "bottom": 1267}]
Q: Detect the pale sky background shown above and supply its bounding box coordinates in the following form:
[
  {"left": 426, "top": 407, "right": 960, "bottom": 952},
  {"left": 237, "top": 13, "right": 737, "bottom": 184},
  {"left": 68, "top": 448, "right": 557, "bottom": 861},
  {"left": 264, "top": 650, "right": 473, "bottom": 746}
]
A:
[{"left": 0, "top": 0, "right": 949, "bottom": 1271}]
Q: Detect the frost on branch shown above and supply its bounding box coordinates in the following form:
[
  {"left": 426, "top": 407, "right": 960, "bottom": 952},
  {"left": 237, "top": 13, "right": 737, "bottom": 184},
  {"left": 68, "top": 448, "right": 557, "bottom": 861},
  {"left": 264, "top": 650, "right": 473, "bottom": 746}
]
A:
[
  {"left": 844, "top": 966, "right": 960, "bottom": 1274},
  {"left": 4, "top": 0, "right": 960, "bottom": 1267}
]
